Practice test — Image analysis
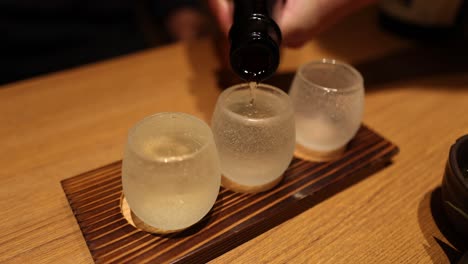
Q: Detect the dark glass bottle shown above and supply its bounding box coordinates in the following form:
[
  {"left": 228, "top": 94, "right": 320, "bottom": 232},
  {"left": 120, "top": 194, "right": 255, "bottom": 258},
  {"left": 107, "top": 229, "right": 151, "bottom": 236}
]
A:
[{"left": 229, "top": 0, "right": 282, "bottom": 82}]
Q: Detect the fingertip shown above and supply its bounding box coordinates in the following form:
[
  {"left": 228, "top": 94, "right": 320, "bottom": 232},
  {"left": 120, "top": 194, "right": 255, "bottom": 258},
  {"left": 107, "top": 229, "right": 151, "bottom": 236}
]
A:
[
  {"left": 222, "top": 0, "right": 234, "bottom": 35},
  {"left": 208, "top": 0, "right": 233, "bottom": 36}
]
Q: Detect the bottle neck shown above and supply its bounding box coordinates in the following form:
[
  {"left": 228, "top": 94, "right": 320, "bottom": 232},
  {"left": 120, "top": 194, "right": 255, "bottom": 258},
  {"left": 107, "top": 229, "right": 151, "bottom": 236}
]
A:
[
  {"left": 233, "top": 0, "right": 269, "bottom": 21},
  {"left": 231, "top": 0, "right": 278, "bottom": 40},
  {"left": 229, "top": 0, "right": 282, "bottom": 82}
]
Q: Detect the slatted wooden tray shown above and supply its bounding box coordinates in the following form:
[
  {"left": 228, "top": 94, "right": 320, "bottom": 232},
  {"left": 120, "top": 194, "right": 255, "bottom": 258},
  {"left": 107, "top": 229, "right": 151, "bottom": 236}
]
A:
[{"left": 62, "top": 125, "right": 398, "bottom": 263}]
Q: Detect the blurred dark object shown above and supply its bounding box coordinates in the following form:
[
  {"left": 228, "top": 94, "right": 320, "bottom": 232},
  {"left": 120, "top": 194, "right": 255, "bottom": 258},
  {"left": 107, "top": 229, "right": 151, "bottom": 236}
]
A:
[
  {"left": 354, "top": 40, "right": 468, "bottom": 88},
  {"left": 379, "top": 0, "right": 468, "bottom": 41},
  {"left": 216, "top": 39, "right": 468, "bottom": 92},
  {"left": 442, "top": 135, "right": 468, "bottom": 241}
]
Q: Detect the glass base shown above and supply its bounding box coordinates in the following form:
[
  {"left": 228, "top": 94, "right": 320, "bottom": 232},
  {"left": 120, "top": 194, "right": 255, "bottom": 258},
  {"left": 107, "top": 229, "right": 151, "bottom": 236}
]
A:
[
  {"left": 121, "top": 196, "right": 188, "bottom": 234},
  {"left": 294, "top": 144, "right": 346, "bottom": 162},
  {"left": 221, "top": 174, "right": 284, "bottom": 194}
]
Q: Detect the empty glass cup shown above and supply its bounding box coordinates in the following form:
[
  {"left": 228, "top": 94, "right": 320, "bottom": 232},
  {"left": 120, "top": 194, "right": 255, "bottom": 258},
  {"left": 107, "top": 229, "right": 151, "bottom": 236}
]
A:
[
  {"left": 211, "top": 83, "right": 295, "bottom": 193},
  {"left": 289, "top": 59, "right": 364, "bottom": 161},
  {"left": 122, "top": 112, "right": 221, "bottom": 234}
]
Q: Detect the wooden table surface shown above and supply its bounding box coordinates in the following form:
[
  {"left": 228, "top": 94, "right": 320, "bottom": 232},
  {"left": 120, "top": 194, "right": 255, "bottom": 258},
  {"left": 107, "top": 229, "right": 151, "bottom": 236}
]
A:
[{"left": 1, "top": 7, "right": 467, "bottom": 263}]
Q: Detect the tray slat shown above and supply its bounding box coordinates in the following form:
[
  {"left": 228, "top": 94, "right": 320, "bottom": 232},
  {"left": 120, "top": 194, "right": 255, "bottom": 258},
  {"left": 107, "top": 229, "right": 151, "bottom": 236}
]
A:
[{"left": 62, "top": 125, "right": 398, "bottom": 263}]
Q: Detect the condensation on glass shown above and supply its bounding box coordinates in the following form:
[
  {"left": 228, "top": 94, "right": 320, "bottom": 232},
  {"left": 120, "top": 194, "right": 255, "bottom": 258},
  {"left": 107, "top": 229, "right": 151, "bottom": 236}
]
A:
[
  {"left": 212, "top": 83, "right": 295, "bottom": 193},
  {"left": 122, "top": 112, "right": 220, "bottom": 233},
  {"left": 289, "top": 59, "right": 364, "bottom": 161}
]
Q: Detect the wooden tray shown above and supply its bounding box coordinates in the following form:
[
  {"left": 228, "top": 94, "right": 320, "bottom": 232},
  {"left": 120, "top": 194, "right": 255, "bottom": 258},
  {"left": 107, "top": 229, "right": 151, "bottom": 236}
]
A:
[{"left": 61, "top": 125, "right": 398, "bottom": 263}]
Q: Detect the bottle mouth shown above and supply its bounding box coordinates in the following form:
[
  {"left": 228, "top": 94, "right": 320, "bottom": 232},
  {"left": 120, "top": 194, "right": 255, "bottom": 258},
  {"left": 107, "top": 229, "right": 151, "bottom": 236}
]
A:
[
  {"left": 228, "top": 13, "right": 282, "bottom": 82},
  {"left": 230, "top": 34, "right": 280, "bottom": 82}
]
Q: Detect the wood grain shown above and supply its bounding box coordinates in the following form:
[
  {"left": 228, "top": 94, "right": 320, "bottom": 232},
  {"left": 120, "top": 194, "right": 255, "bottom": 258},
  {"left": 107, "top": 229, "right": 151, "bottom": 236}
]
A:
[
  {"left": 0, "top": 6, "right": 466, "bottom": 264},
  {"left": 61, "top": 126, "right": 398, "bottom": 264}
]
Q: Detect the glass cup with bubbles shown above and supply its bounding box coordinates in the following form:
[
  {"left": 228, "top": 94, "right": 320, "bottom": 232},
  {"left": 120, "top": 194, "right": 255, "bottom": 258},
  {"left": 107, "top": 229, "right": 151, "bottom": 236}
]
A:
[
  {"left": 289, "top": 59, "right": 364, "bottom": 162},
  {"left": 211, "top": 83, "right": 295, "bottom": 193},
  {"left": 122, "top": 112, "right": 221, "bottom": 234}
]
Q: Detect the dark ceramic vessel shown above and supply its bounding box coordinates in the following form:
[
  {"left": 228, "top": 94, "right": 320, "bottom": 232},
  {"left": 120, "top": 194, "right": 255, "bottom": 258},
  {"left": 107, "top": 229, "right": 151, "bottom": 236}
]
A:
[{"left": 442, "top": 135, "right": 468, "bottom": 239}]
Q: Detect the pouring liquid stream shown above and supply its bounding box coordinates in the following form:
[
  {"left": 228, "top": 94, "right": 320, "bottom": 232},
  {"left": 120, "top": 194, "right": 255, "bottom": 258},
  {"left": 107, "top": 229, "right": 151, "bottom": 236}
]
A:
[{"left": 248, "top": 81, "right": 257, "bottom": 106}]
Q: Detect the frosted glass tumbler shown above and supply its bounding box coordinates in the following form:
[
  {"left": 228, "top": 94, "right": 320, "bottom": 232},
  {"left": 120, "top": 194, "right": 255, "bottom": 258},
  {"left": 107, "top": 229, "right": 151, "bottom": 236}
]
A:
[
  {"left": 289, "top": 59, "right": 364, "bottom": 161},
  {"left": 211, "top": 83, "right": 295, "bottom": 193},
  {"left": 122, "top": 112, "right": 221, "bottom": 234}
]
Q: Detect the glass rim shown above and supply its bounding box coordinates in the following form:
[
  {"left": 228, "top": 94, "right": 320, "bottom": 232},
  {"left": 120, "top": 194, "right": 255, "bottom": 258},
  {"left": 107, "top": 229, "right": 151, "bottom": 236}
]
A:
[
  {"left": 126, "top": 112, "right": 213, "bottom": 163},
  {"left": 297, "top": 58, "right": 364, "bottom": 93},
  {"left": 219, "top": 83, "right": 292, "bottom": 122}
]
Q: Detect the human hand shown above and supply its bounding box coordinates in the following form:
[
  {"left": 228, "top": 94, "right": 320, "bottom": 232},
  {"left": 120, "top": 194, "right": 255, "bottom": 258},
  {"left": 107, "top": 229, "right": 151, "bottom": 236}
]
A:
[
  {"left": 165, "top": 7, "right": 208, "bottom": 41},
  {"left": 208, "top": 0, "right": 377, "bottom": 47}
]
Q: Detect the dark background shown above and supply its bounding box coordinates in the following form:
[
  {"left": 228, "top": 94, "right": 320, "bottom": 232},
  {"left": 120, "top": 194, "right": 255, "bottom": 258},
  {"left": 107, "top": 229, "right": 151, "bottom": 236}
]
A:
[{"left": 0, "top": 0, "right": 208, "bottom": 85}]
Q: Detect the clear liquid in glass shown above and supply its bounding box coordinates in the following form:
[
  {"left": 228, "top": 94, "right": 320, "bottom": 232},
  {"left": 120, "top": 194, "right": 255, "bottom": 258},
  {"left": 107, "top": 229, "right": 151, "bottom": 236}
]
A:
[
  {"left": 212, "top": 84, "right": 295, "bottom": 189},
  {"left": 122, "top": 114, "right": 220, "bottom": 232}
]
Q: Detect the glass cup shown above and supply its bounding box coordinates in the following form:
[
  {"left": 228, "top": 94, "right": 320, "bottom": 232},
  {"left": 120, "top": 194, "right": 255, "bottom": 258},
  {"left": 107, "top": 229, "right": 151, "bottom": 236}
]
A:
[
  {"left": 122, "top": 112, "right": 221, "bottom": 234},
  {"left": 211, "top": 83, "right": 295, "bottom": 193},
  {"left": 289, "top": 59, "right": 364, "bottom": 162}
]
